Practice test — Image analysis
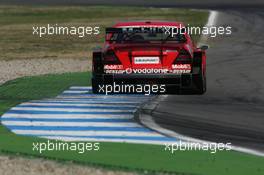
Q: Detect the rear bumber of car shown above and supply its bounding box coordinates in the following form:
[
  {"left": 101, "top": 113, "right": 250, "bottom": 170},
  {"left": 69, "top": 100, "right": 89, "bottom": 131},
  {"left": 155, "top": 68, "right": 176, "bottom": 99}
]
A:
[
  {"left": 92, "top": 72, "right": 204, "bottom": 95},
  {"left": 92, "top": 48, "right": 206, "bottom": 95}
]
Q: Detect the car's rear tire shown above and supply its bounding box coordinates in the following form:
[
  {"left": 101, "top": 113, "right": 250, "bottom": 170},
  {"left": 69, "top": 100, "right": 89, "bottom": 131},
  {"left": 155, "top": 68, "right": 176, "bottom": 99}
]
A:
[
  {"left": 192, "top": 54, "right": 206, "bottom": 94},
  {"left": 92, "top": 50, "right": 104, "bottom": 94},
  {"left": 193, "top": 73, "right": 206, "bottom": 94},
  {"left": 92, "top": 78, "right": 100, "bottom": 94}
]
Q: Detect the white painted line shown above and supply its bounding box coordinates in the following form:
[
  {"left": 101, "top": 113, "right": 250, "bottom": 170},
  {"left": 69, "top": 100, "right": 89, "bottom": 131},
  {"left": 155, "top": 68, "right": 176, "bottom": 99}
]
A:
[
  {"left": 56, "top": 95, "right": 151, "bottom": 99},
  {"left": 3, "top": 121, "right": 141, "bottom": 127},
  {"left": 11, "top": 107, "right": 135, "bottom": 113},
  {"left": 70, "top": 86, "right": 92, "bottom": 90},
  {"left": 41, "top": 136, "right": 176, "bottom": 145},
  {"left": 20, "top": 102, "right": 137, "bottom": 108},
  {"left": 2, "top": 114, "right": 133, "bottom": 119},
  {"left": 199, "top": 10, "right": 219, "bottom": 46},
  {"left": 63, "top": 90, "right": 89, "bottom": 94},
  {"left": 13, "top": 130, "right": 162, "bottom": 137},
  {"left": 31, "top": 99, "right": 141, "bottom": 104},
  {"left": 139, "top": 112, "right": 264, "bottom": 157}
]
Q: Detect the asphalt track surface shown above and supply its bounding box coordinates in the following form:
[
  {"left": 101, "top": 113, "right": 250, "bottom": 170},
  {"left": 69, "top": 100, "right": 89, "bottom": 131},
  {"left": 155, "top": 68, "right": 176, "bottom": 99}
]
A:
[{"left": 145, "top": 10, "right": 264, "bottom": 152}]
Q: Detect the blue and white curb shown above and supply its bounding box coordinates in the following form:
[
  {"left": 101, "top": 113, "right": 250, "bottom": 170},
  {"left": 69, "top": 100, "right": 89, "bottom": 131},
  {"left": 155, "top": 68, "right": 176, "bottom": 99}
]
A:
[{"left": 1, "top": 86, "right": 178, "bottom": 144}]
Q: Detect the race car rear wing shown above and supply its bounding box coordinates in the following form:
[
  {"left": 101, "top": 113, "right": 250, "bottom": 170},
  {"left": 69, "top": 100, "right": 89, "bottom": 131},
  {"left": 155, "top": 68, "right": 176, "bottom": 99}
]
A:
[
  {"left": 105, "top": 27, "right": 168, "bottom": 42},
  {"left": 105, "top": 27, "right": 187, "bottom": 42},
  {"left": 105, "top": 28, "right": 123, "bottom": 34},
  {"left": 106, "top": 27, "right": 166, "bottom": 34}
]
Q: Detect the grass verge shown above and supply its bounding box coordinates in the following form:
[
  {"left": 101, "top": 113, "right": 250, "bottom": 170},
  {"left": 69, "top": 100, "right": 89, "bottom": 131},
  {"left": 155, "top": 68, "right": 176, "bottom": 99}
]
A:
[
  {"left": 0, "top": 6, "right": 208, "bottom": 60},
  {"left": 0, "top": 72, "right": 264, "bottom": 175}
]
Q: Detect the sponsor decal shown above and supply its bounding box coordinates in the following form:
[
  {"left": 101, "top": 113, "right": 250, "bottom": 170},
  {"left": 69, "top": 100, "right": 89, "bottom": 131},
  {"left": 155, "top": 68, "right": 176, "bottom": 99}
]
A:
[
  {"left": 134, "top": 57, "right": 160, "bottom": 64},
  {"left": 104, "top": 64, "right": 192, "bottom": 74},
  {"left": 129, "top": 68, "right": 168, "bottom": 74},
  {"left": 171, "top": 70, "right": 191, "bottom": 73},
  {"left": 105, "top": 70, "right": 126, "bottom": 74},
  {"left": 104, "top": 64, "right": 123, "bottom": 70},
  {"left": 172, "top": 64, "right": 191, "bottom": 70},
  {"left": 104, "top": 64, "right": 125, "bottom": 74}
]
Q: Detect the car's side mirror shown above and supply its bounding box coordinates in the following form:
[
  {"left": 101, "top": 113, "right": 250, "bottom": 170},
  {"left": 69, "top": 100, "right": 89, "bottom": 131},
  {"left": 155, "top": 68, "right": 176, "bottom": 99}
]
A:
[{"left": 199, "top": 45, "right": 209, "bottom": 50}]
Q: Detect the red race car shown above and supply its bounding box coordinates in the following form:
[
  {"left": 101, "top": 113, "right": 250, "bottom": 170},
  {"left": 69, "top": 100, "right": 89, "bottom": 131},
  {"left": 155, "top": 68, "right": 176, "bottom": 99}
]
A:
[{"left": 92, "top": 21, "right": 208, "bottom": 95}]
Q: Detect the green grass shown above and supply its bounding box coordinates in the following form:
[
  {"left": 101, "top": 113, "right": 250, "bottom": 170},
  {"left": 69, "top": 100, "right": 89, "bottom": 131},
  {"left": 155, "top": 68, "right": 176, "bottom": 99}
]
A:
[
  {"left": 0, "top": 6, "right": 208, "bottom": 60},
  {"left": 0, "top": 72, "right": 264, "bottom": 175}
]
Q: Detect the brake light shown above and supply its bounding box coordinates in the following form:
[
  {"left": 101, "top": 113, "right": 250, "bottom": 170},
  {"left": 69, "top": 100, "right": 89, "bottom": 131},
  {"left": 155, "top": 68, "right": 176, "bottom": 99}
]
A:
[{"left": 104, "top": 50, "right": 121, "bottom": 64}]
